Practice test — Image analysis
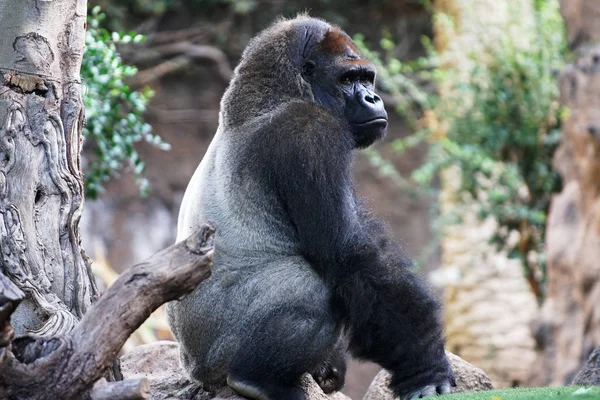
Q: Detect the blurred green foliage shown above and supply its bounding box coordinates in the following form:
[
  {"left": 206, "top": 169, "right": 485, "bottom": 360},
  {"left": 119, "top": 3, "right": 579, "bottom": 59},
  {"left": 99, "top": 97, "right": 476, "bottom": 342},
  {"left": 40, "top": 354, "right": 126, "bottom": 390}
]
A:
[
  {"left": 82, "top": 6, "right": 170, "bottom": 199},
  {"left": 356, "top": 0, "right": 567, "bottom": 297},
  {"left": 437, "top": 386, "right": 600, "bottom": 400}
]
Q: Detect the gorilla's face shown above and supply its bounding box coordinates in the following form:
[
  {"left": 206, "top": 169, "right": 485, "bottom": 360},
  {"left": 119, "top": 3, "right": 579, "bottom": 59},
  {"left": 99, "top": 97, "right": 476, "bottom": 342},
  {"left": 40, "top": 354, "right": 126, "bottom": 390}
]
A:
[
  {"left": 300, "top": 27, "right": 388, "bottom": 149},
  {"left": 338, "top": 62, "right": 388, "bottom": 149}
]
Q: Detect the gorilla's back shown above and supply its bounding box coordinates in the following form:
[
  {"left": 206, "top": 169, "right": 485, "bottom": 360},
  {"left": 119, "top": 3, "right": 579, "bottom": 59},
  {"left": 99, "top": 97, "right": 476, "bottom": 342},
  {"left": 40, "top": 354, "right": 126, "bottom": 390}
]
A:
[
  {"left": 177, "top": 125, "right": 299, "bottom": 259},
  {"left": 167, "top": 124, "right": 329, "bottom": 387}
]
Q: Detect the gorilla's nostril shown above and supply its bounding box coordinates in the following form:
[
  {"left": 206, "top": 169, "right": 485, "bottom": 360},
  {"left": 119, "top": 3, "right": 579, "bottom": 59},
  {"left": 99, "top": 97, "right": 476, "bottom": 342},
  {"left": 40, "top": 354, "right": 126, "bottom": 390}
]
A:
[{"left": 363, "top": 93, "right": 376, "bottom": 104}]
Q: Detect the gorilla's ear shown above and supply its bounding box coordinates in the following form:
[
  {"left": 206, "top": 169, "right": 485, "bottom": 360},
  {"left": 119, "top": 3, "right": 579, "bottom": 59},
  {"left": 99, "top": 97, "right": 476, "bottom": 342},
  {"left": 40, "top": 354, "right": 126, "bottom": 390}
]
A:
[{"left": 302, "top": 60, "right": 316, "bottom": 79}]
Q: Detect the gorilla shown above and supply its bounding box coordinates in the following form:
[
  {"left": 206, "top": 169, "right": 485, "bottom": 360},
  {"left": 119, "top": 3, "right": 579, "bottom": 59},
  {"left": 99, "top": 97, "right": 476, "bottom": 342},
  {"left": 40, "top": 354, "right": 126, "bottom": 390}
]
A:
[{"left": 167, "top": 15, "right": 455, "bottom": 400}]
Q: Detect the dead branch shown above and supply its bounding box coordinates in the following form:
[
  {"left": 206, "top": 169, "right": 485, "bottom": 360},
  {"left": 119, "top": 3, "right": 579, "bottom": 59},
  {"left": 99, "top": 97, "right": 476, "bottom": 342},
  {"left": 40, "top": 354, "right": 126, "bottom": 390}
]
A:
[
  {"left": 127, "top": 42, "right": 233, "bottom": 88},
  {"left": 145, "top": 27, "right": 207, "bottom": 46},
  {"left": 0, "top": 223, "right": 214, "bottom": 400},
  {"left": 155, "top": 42, "right": 232, "bottom": 79},
  {"left": 129, "top": 56, "right": 192, "bottom": 89},
  {"left": 147, "top": 106, "right": 219, "bottom": 123}
]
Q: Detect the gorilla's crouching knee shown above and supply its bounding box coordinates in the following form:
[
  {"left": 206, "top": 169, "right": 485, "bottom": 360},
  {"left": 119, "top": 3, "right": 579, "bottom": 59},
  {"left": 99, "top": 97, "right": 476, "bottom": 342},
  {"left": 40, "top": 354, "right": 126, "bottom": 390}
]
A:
[{"left": 167, "top": 14, "right": 455, "bottom": 400}]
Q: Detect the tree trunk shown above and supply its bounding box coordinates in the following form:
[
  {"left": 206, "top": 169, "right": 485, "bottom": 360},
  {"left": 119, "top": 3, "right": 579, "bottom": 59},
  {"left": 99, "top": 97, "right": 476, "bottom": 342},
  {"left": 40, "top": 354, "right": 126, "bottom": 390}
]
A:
[
  {"left": 0, "top": 223, "right": 215, "bottom": 399},
  {"left": 530, "top": 0, "right": 600, "bottom": 386},
  {"left": 0, "top": 3, "right": 219, "bottom": 398},
  {"left": 0, "top": 0, "right": 97, "bottom": 336},
  {"left": 431, "top": 0, "right": 539, "bottom": 387}
]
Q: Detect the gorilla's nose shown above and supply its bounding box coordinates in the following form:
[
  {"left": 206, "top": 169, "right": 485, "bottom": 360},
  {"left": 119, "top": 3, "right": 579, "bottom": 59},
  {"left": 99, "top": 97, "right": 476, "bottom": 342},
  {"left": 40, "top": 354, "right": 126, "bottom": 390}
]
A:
[
  {"left": 356, "top": 89, "right": 386, "bottom": 121},
  {"left": 359, "top": 90, "right": 382, "bottom": 106}
]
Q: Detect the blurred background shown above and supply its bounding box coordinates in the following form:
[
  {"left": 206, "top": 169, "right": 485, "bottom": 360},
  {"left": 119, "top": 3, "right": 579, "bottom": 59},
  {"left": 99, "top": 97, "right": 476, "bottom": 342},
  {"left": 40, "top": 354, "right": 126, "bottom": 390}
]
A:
[{"left": 78, "top": 1, "right": 600, "bottom": 398}]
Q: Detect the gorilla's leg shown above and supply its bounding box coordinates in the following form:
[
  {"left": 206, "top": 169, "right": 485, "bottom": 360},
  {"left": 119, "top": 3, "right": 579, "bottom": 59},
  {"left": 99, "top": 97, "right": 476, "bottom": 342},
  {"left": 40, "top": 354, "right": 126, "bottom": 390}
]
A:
[
  {"left": 311, "top": 333, "right": 347, "bottom": 394},
  {"left": 338, "top": 263, "right": 452, "bottom": 399},
  {"left": 227, "top": 306, "right": 337, "bottom": 400}
]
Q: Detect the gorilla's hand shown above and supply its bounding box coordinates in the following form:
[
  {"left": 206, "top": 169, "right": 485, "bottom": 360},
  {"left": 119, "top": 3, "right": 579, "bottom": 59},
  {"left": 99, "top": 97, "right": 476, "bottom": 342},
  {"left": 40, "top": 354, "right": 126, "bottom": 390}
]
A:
[
  {"left": 390, "top": 356, "right": 456, "bottom": 400},
  {"left": 397, "top": 379, "right": 453, "bottom": 400}
]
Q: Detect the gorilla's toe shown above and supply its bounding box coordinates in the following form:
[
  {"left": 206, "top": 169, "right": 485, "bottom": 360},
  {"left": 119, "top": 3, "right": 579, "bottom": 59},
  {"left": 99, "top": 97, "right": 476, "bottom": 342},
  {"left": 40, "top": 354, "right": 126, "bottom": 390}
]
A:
[
  {"left": 399, "top": 379, "right": 454, "bottom": 400},
  {"left": 312, "top": 361, "right": 345, "bottom": 394}
]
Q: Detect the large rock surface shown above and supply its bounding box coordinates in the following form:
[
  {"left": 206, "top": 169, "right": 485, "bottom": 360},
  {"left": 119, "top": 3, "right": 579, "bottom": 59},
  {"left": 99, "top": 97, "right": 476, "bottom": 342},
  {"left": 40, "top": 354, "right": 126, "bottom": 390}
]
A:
[
  {"left": 120, "top": 341, "right": 351, "bottom": 400},
  {"left": 362, "top": 351, "right": 493, "bottom": 400},
  {"left": 560, "top": 0, "right": 600, "bottom": 48},
  {"left": 530, "top": 3, "right": 600, "bottom": 381},
  {"left": 572, "top": 347, "right": 600, "bottom": 386}
]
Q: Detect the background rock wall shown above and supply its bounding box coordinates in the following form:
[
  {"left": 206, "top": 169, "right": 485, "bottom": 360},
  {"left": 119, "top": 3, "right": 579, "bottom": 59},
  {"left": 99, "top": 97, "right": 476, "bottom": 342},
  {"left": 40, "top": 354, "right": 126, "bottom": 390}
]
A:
[
  {"left": 432, "top": 0, "right": 539, "bottom": 387},
  {"left": 530, "top": 0, "right": 600, "bottom": 384}
]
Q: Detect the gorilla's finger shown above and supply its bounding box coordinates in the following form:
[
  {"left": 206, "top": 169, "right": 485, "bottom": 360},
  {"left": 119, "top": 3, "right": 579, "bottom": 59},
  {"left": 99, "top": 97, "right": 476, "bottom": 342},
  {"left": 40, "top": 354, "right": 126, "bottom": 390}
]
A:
[{"left": 438, "top": 381, "right": 452, "bottom": 394}]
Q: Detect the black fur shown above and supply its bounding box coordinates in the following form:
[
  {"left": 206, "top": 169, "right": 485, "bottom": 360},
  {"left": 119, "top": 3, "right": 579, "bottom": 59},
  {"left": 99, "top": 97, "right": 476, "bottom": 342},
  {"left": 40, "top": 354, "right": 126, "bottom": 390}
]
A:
[{"left": 167, "top": 15, "right": 454, "bottom": 400}]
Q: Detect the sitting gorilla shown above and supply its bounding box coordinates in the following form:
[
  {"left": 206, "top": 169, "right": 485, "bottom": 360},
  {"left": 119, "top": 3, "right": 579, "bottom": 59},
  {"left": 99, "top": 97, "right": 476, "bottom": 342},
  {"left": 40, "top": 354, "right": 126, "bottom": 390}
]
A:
[{"left": 167, "top": 14, "right": 455, "bottom": 400}]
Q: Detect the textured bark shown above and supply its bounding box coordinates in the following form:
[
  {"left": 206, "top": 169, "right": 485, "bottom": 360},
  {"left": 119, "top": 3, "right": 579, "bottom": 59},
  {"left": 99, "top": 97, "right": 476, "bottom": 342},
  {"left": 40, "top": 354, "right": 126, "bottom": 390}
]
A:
[
  {"left": 430, "top": 0, "right": 538, "bottom": 387},
  {"left": 0, "top": 0, "right": 97, "bottom": 336},
  {"left": 531, "top": 0, "right": 600, "bottom": 385},
  {"left": 0, "top": 270, "right": 24, "bottom": 347},
  {"left": 0, "top": 224, "right": 214, "bottom": 400},
  {"left": 0, "top": 3, "right": 218, "bottom": 399}
]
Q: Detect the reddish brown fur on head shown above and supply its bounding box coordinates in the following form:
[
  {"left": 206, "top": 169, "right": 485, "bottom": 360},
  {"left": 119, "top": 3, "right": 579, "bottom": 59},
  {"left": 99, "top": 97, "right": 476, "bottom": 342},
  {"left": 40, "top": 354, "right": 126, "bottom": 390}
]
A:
[{"left": 319, "top": 27, "right": 359, "bottom": 56}]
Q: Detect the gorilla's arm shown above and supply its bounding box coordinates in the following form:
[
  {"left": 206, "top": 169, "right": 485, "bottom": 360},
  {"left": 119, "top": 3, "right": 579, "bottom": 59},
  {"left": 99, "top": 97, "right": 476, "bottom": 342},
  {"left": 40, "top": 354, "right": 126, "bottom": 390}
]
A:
[{"left": 257, "top": 104, "right": 454, "bottom": 398}]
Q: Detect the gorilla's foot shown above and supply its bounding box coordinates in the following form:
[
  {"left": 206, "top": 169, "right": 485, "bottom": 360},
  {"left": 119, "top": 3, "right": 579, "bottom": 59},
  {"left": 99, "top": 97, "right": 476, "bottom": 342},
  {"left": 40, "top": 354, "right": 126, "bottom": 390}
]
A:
[
  {"left": 227, "top": 374, "right": 305, "bottom": 400},
  {"left": 312, "top": 359, "right": 345, "bottom": 394}
]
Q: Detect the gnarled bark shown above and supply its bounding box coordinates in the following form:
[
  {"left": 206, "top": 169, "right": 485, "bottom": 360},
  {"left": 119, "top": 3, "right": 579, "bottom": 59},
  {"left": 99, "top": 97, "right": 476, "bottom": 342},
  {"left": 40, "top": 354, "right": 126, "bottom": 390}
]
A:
[
  {"left": 0, "top": 3, "right": 218, "bottom": 399},
  {"left": 0, "top": 0, "right": 96, "bottom": 336}
]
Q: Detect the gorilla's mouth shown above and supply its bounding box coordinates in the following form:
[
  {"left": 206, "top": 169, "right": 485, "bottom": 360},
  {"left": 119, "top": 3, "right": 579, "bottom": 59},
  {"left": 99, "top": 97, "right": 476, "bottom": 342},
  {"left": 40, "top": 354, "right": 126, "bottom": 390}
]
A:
[
  {"left": 352, "top": 117, "right": 388, "bottom": 149},
  {"left": 354, "top": 117, "right": 388, "bottom": 127}
]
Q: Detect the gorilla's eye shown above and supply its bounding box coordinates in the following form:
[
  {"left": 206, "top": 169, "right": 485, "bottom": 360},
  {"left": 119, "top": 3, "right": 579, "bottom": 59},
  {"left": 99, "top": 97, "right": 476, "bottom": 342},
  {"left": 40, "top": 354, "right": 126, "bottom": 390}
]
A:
[
  {"left": 360, "top": 75, "right": 374, "bottom": 84},
  {"left": 339, "top": 68, "right": 375, "bottom": 86},
  {"left": 302, "top": 60, "right": 316, "bottom": 77}
]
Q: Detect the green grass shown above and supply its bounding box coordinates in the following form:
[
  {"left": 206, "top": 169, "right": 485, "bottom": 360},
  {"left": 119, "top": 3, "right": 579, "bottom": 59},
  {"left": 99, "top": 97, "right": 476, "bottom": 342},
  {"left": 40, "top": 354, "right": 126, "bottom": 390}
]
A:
[{"left": 436, "top": 386, "right": 600, "bottom": 400}]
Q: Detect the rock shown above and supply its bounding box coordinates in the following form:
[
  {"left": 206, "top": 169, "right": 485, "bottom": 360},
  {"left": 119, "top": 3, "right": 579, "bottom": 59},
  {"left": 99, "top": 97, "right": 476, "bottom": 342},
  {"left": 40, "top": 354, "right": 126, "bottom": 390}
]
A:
[
  {"left": 212, "top": 378, "right": 351, "bottom": 400},
  {"left": 559, "top": 0, "right": 600, "bottom": 48},
  {"left": 120, "top": 341, "right": 352, "bottom": 400},
  {"left": 362, "top": 351, "right": 493, "bottom": 400},
  {"left": 572, "top": 347, "right": 600, "bottom": 386},
  {"left": 530, "top": 41, "right": 600, "bottom": 386},
  {"left": 120, "top": 341, "right": 208, "bottom": 400}
]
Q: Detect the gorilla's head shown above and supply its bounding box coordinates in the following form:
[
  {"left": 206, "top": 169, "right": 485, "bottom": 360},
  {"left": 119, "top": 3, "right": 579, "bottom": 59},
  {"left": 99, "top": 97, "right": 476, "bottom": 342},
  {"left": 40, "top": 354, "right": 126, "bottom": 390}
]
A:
[{"left": 223, "top": 15, "right": 388, "bottom": 149}]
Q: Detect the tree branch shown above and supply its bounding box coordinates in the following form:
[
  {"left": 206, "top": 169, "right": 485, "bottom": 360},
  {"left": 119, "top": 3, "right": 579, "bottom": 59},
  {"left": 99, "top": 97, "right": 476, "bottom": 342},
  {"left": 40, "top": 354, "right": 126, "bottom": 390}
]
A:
[
  {"left": 0, "top": 223, "right": 214, "bottom": 400},
  {"left": 127, "top": 42, "right": 233, "bottom": 89},
  {"left": 145, "top": 27, "right": 207, "bottom": 46}
]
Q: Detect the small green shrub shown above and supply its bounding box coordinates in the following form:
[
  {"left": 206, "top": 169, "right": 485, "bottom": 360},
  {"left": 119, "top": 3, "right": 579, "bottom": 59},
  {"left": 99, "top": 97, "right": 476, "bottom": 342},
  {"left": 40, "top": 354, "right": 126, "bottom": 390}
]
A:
[{"left": 81, "top": 6, "right": 170, "bottom": 199}]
